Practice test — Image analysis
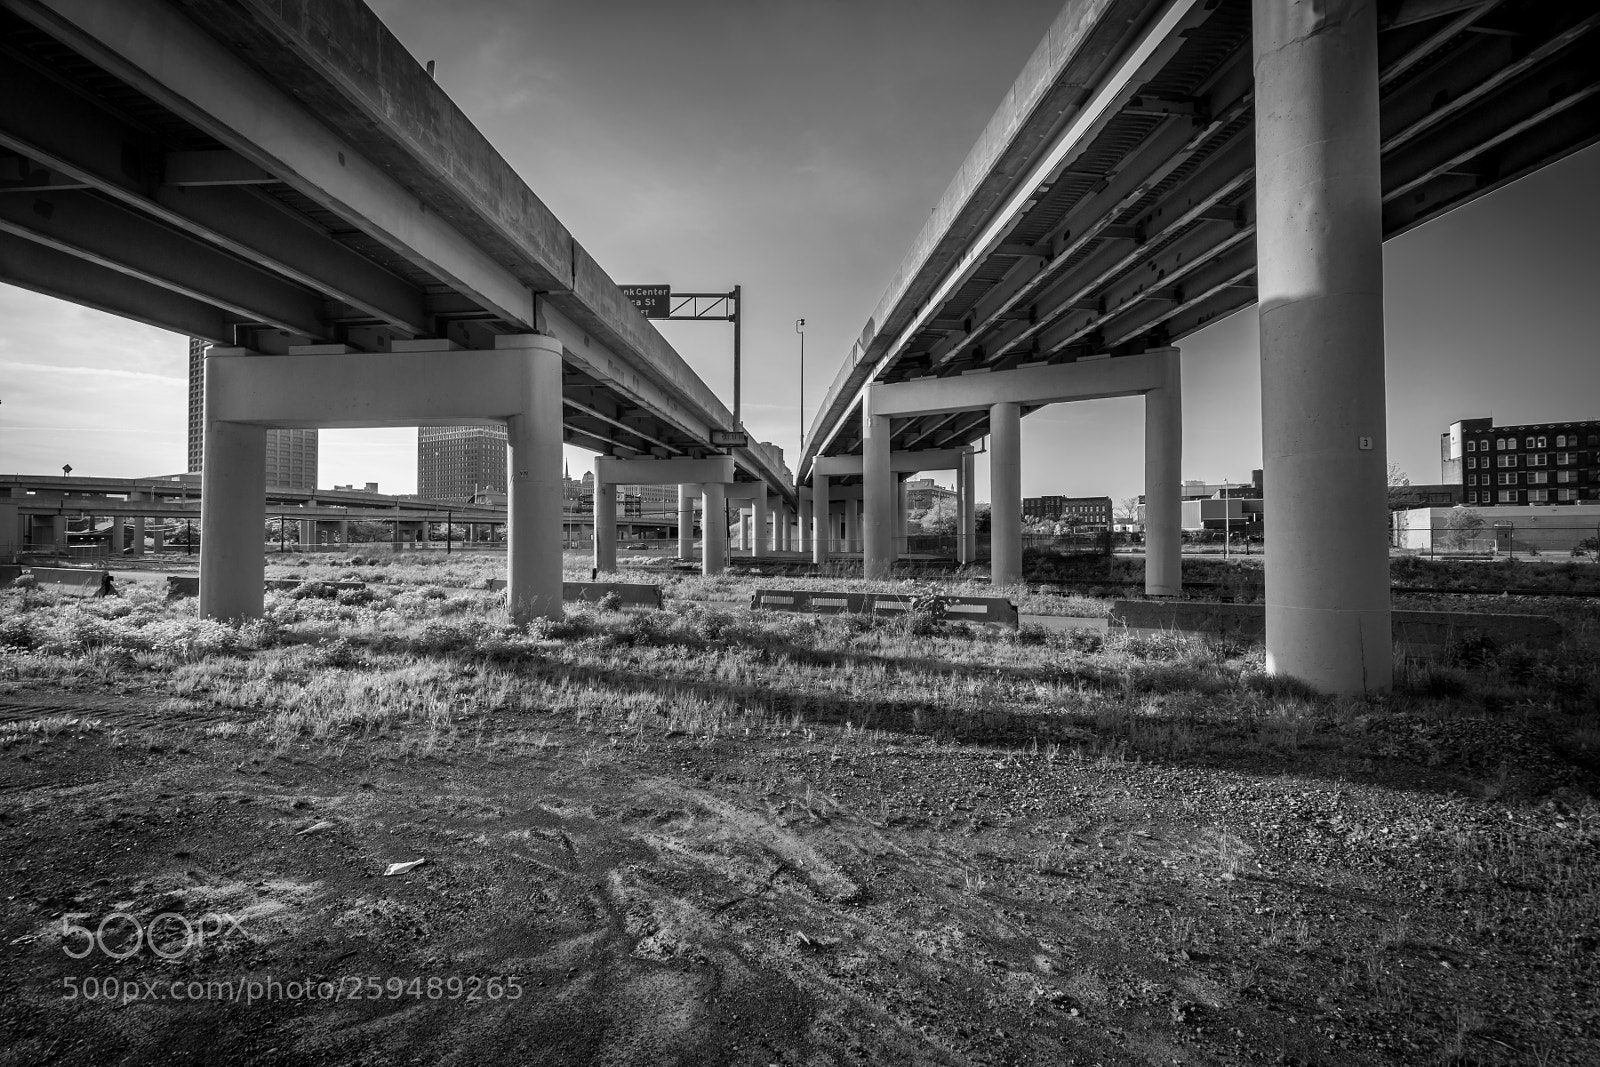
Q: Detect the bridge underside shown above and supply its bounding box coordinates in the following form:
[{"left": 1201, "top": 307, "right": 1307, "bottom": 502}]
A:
[
  {"left": 0, "top": 0, "right": 792, "bottom": 504},
  {"left": 803, "top": 0, "right": 1598, "bottom": 695},
  {"left": 809, "top": 0, "right": 1599, "bottom": 465}
]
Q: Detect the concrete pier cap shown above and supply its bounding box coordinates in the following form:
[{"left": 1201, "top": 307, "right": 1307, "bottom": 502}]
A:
[{"left": 198, "top": 334, "right": 566, "bottom": 624}]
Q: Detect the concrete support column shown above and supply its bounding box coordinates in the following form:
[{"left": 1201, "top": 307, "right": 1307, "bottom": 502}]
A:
[
  {"left": 989, "top": 402, "right": 1022, "bottom": 588},
  {"left": 1144, "top": 349, "right": 1183, "bottom": 597},
  {"left": 199, "top": 420, "right": 267, "bottom": 620},
  {"left": 593, "top": 470, "right": 617, "bottom": 573},
  {"left": 701, "top": 483, "right": 727, "bottom": 576},
  {"left": 418, "top": 521, "right": 430, "bottom": 544},
  {"left": 50, "top": 514, "right": 67, "bottom": 550},
  {"left": 862, "top": 397, "right": 894, "bottom": 579},
  {"left": 132, "top": 515, "right": 146, "bottom": 557},
  {"left": 845, "top": 498, "right": 860, "bottom": 551},
  {"left": 678, "top": 483, "right": 700, "bottom": 559},
  {"left": 752, "top": 492, "right": 769, "bottom": 558},
  {"left": 299, "top": 519, "right": 315, "bottom": 547},
  {"left": 812, "top": 476, "right": 830, "bottom": 564},
  {"left": 505, "top": 334, "right": 566, "bottom": 623},
  {"left": 799, "top": 494, "right": 813, "bottom": 557},
  {"left": 1253, "top": 0, "right": 1390, "bottom": 694},
  {"left": 151, "top": 525, "right": 164, "bottom": 552},
  {"left": 897, "top": 479, "right": 909, "bottom": 552},
  {"left": 958, "top": 450, "right": 976, "bottom": 564},
  {"left": 338, "top": 519, "right": 349, "bottom": 544},
  {"left": 110, "top": 517, "right": 124, "bottom": 555}
]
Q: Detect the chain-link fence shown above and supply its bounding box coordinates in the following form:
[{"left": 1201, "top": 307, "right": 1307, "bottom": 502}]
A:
[{"left": 1396, "top": 517, "right": 1600, "bottom": 560}]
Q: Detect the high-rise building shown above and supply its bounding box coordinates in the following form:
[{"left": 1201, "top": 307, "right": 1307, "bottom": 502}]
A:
[
  {"left": 1442, "top": 416, "right": 1600, "bottom": 506},
  {"left": 418, "top": 425, "right": 507, "bottom": 502},
  {"left": 187, "top": 338, "right": 317, "bottom": 489}
]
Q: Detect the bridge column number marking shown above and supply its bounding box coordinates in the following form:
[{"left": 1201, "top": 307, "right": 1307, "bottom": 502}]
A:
[{"left": 1253, "top": 0, "right": 1391, "bottom": 694}]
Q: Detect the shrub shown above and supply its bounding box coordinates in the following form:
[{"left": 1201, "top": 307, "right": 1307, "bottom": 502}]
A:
[
  {"left": 312, "top": 636, "right": 367, "bottom": 669},
  {"left": 11, "top": 573, "right": 37, "bottom": 590},
  {"left": 598, "top": 591, "right": 624, "bottom": 613},
  {"left": 0, "top": 613, "right": 34, "bottom": 649},
  {"left": 1445, "top": 630, "right": 1498, "bottom": 670},
  {"left": 140, "top": 618, "right": 239, "bottom": 659},
  {"left": 1063, "top": 627, "right": 1105, "bottom": 653}
]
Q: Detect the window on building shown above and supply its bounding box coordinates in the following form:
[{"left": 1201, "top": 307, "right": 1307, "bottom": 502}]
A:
[
  {"left": 1464, "top": 439, "right": 1475, "bottom": 452},
  {"left": 1555, "top": 434, "right": 1568, "bottom": 447},
  {"left": 1498, "top": 455, "right": 1517, "bottom": 468},
  {"left": 1494, "top": 437, "right": 1505, "bottom": 449},
  {"left": 1556, "top": 452, "right": 1575, "bottom": 465},
  {"left": 1466, "top": 491, "right": 1478, "bottom": 504},
  {"left": 1536, "top": 436, "right": 1547, "bottom": 448},
  {"left": 1528, "top": 489, "right": 1548, "bottom": 503},
  {"left": 1556, "top": 470, "right": 1577, "bottom": 484},
  {"left": 1557, "top": 488, "right": 1578, "bottom": 502},
  {"left": 1588, "top": 435, "right": 1598, "bottom": 446},
  {"left": 1528, "top": 471, "right": 1548, "bottom": 485},
  {"left": 1464, "top": 457, "right": 1474, "bottom": 470},
  {"left": 1528, "top": 453, "right": 1546, "bottom": 466},
  {"left": 1497, "top": 490, "right": 1515, "bottom": 503},
  {"left": 1466, "top": 474, "right": 1477, "bottom": 486}
]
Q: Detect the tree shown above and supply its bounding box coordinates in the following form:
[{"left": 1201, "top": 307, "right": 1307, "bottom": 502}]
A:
[
  {"left": 912, "top": 497, "right": 958, "bottom": 535},
  {"left": 1442, "top": 507, "right": 1485, "bottom": 550},
  {"left": 1115, "top": 496, "right": 1142, "bottom": 526},
  {"left": 1387, "top": 463, "right": 1410, "bottom": 488}
]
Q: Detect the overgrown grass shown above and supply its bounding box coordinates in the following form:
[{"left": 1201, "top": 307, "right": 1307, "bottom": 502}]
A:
[{"left": 4, "top": 575, "right": 1596, "bottom": 795}]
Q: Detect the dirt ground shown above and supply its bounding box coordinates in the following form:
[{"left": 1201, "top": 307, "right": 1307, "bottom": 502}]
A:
[{"left": 1, "top": 674, "right": 1595, "bottom": 1066}]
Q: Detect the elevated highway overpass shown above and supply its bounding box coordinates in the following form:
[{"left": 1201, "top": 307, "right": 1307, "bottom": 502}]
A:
[
  {"left": 799, "top": 0, "right": 1599, "bottom": 693},
  {"left": 0, "top": 0, "right": 795, "bottom": 620}
]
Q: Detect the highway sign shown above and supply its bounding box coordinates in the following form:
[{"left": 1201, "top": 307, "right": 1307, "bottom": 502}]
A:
[
  {"left": 710, "top": 430, "right": 748, "bottom": 448},
  {"left": 620, "top": 285, "right": 670, "bottom": 318}
]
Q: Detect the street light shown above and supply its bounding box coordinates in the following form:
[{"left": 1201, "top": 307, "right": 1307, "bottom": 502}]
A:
[{"left": 795, "top": 318, "right": 806, "bottom": 458}]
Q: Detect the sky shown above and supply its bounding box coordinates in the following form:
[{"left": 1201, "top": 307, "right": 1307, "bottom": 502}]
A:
[{"left": 2, "top": 0, "right": 1597, "bottom": 506}]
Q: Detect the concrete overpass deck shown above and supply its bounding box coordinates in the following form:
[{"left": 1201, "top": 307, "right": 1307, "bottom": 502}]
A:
[
  {"left": 805, "top": 0, "right": 1597, "bottom": 470},
  {"left": 0, "top": 0, "right": 792, "bottom": 499}
]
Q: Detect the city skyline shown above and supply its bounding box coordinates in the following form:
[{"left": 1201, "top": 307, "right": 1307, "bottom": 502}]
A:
[{"left": 1, "top": 1, "right": 1596, "bottom": 505}]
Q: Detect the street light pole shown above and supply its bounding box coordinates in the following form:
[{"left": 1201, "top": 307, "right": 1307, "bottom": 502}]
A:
[{"left": 795, "top": 318, "right": 806, "bottom": 457}]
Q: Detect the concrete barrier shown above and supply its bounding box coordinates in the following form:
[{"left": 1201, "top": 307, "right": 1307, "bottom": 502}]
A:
[
  {"left": 166, "top": 575, "right": 199, "bottom": 599},
  {"left": 166, "top": 576, "right": 367, "bottom": 599},
  {"left": 15, "top": 566, "right": 110, "bottom": 597},
  {"left": 1110, "top": 600, "right": 1563, "bottom": 647},
  {"left": 264, "top": 578, "right": 367, "bottom": 593},
  {"left": 751, "top": 589, "right": 1019, "bottom": 627},
  {"left": 486, "top": 578, "right": 664, "bottom": 610}
]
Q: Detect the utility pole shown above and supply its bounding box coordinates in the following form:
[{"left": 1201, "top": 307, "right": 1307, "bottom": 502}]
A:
[
  {"left": 795, "top": 318, "right": 806, "bottom": 457},
  {"left": 732, "top": 284, "right": 742, "bottom": 427}
]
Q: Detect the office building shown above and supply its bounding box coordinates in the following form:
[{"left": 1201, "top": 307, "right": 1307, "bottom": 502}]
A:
[
  {"left": 904, "top": 477, "right": 957, "bottom": 512},
  {"left": 187, "top": 338, "right": 317, "bottom": 490},
  {"left": 418, "top": 425, "right": 507, "bottom": 502},
  {"left": 1442, "top": 417, "right": 1600, "bottom": 506},
  {"left": 1022, "top": 495, "right": 1112, "bottom": 527}
]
